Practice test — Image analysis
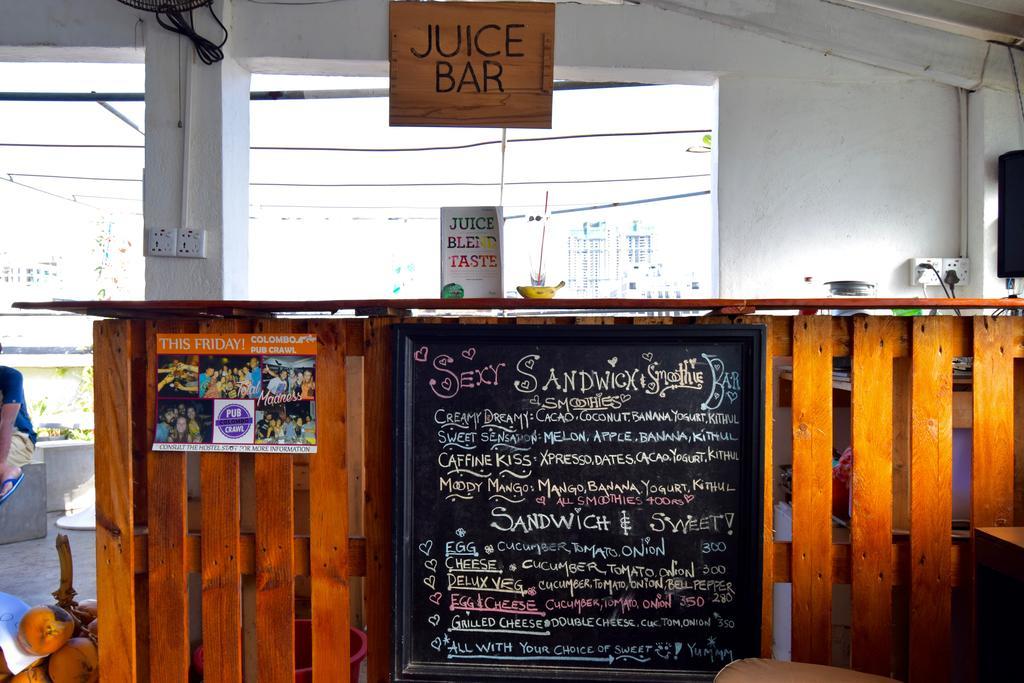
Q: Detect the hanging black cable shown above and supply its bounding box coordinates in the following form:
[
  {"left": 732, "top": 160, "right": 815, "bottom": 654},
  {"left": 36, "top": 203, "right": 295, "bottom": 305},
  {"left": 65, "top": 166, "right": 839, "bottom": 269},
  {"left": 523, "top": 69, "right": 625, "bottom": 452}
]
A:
[
  {"left": 0, "top": 129, "right": 712, "bottom": 154},
  {"left": 155, "top": 5, "right": 228, "bottom": 65},
  {"left": 1009, "top": 45, "right": 1024, "bottom": 128},
  {"left": 4, "top": 171, "right": 711, "bottom": 188}
]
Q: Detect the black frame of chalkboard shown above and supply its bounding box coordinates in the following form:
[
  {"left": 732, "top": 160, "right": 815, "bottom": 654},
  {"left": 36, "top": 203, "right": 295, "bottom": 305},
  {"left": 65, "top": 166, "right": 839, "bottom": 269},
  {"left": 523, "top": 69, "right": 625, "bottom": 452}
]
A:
[{"left": 392, "top": 324, "right": 766, "bottom": 683}]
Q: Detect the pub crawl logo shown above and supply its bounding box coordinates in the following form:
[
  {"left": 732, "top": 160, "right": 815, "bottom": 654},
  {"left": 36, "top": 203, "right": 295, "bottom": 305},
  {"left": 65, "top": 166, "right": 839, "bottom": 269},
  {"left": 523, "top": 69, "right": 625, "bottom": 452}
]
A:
[{"left": 216, "top": 402, "right": 253, "bottom": 440}]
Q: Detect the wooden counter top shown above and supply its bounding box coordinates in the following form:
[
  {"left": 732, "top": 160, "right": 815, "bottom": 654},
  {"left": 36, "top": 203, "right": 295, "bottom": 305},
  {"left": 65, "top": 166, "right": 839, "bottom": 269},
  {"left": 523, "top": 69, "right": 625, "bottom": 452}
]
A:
[{"left": 12, "top": 297, "right": 1024, "bottom": 318}]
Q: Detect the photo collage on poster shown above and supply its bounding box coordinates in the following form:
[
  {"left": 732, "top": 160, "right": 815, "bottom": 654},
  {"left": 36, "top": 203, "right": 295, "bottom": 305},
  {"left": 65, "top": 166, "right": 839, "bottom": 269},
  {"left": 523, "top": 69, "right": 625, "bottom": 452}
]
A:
[{"left": 152, "top": 334, "right": 318, "bottom": 453}]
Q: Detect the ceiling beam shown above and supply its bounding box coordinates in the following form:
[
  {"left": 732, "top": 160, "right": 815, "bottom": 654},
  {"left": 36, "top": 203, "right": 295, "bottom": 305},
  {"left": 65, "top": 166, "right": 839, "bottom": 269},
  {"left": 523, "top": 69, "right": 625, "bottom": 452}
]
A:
[
  {"left": 640, "top": 0, "right": 1017, "bottom": 91},
  {"left": 836, "top": 0, "right": 1024, "bottom": 44}
]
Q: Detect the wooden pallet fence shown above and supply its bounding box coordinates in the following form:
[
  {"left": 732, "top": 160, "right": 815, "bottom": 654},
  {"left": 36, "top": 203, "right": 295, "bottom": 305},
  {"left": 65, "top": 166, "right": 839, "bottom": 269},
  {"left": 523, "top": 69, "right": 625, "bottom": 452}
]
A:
[{"left": 90, "top": 314, "right": 1023, "bottom": 682}]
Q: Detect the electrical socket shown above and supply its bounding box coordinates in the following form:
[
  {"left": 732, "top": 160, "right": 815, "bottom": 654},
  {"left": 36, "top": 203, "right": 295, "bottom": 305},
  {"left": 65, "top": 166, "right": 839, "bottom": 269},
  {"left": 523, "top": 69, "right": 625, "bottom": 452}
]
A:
[
  {"left": 910, "top": 258, "right": 943, "bottom": 286},
  {"left": 146, "top": 227, "right": 177, "bottom": 257},
  {"left": 177, "top": 228, "right": 207, "bottom": 258},
  {"left": 941, "top": 257, "right": 969, "bottom": 287}
]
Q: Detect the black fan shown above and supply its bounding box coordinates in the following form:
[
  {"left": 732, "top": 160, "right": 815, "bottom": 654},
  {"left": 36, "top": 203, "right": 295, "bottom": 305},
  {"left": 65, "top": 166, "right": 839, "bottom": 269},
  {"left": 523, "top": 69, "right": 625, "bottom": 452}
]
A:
[
  {"left": 115, "top": 1, "right": 212, "bottom": 11},
  {"left": 114, "top": 0, "right": 227, "bottom": 65}
]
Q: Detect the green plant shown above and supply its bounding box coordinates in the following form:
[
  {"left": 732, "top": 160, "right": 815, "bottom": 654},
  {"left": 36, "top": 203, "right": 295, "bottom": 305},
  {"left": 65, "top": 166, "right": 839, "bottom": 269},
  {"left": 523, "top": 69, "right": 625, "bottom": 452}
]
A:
[
  {"left": 71, "top": 367, "right": 94, "bottom": 414},
  {"left": 31, "top": 398, "right": 49, "bottom": 418}
]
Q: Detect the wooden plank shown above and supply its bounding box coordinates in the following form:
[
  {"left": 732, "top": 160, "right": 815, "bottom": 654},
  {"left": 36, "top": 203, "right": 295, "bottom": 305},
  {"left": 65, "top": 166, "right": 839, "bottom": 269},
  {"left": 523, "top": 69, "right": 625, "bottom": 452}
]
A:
[
  {"left": 777, "top": 377, "right": 852, "bottom": 408},
  {"left": 127, "top": 320, "right": 150, "bottom": 683},
  {"left": 769, "top": 317, "right": 793, "bottom": 357},
  {"left": 254, "top": 318, "right": 297, "bottom": 683},
  {"left": 364, "top": 318, "right": 394, "bottom": 683},
  {"left": 133, "top": 572, "right": 149, "bottom": 683},
  {"left": 310, "top": 320, "right": 351, "bottom": 683},
  {"left": 850, "top": 317, "right": 895, "bottom": 676},
  {"left": 1016, "top": 359, "right": 1024, "bottom": 526},
  {"left": 769, "top": 541, "right": 969, "bottom": 587},
  {"left": 724, "top": 315, "right": 774, "bottom": 657},
  {"left": 780, "top": 379, "right": 971, "bottom": 419},
  {"left": 831, "top": 317, "right": 851, "bottom": 357},
  {"left": 343, "top": 319, "right": 366, "bottom": 356},
  {"left": 20, "top": 296, "right": 1024, "bottom": 318},
  {"left": 886, "top": 315, "right": 969, "bottom": 360},
  {"left": 94, "top": 319, "right": 138, "bottom": 682},
  {"left": 200, "top": 319, "right": 245, "bottom": 683},
  {"left": 574, "top": 315, "right": 617, "bottom": 325},
  {"left": 972, "top": 316, "right": 1016, "bottom": 527},
  {"left": 969, "top": 317, "right": 1017, "bottom": 681},
  {"left": 134, "top": 532, "right": 367, "bottom": 576},
  {"left": 909, "top": 317, "right": 954, "bottom": 682},
  {"left": 131, "top": 320, "right": 149, "bottom": 528},
  {"left": 753, "top": 316, "right": 775, "bottom": 658},
  {"left": 892, "top": 355, "right": 912, "bottom": 532},
  {"left": 790, "top": 315, "right": 833, "bottom": 665},
  {"left": 389, "top": 2, "right": 555, "bottom": 128},
  {"left": 146, "top": 321, "right": 192, "bottom": 682},
  {"left": 347, "top": 354, "right": 366, "bottom": 628}
]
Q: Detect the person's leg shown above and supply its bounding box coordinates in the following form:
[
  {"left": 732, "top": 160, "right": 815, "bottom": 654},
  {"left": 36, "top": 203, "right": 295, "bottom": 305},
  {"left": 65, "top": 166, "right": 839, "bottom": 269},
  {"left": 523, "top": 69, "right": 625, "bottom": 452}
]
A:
[{"left": 0, "top": 431, "right": 33, "bottom": 496}]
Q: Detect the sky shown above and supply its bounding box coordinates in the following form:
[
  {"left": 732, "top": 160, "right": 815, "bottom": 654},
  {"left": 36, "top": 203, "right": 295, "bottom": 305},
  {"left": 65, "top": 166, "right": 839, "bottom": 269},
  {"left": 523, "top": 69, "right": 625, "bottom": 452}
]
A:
[{"left": 0, "top": 62, "right": 714, "bottom": 306}]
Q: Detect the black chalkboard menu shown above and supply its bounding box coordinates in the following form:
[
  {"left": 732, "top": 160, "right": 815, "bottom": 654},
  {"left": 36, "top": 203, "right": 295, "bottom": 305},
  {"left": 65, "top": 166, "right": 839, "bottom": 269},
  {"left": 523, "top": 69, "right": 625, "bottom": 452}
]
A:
[{"left": 392, "top": 324, "right": 766, "bottom": 682}]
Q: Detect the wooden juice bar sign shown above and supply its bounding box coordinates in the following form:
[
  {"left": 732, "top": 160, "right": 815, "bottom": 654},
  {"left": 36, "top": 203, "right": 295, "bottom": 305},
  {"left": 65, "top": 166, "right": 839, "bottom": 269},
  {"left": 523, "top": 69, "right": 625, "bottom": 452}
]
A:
[
  {"left": 389, "top": 1, "right": 555, "bottom": 128},
  {"left": 392, "top": 325, "right": 766, "bottom": 682}
]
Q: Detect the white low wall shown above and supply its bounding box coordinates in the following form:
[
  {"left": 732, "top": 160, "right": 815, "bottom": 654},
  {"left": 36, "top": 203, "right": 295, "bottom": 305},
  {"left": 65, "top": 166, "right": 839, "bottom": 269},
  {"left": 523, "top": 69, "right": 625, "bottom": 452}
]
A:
[{"left": 33, "top": 440, "right": 94, "bottom": 514}]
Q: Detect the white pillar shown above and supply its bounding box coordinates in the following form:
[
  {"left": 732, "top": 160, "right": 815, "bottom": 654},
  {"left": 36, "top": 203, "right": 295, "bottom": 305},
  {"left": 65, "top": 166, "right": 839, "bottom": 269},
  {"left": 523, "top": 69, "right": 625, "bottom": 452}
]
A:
[{"left": 144, "top": 0, "right": 250, "bottom": 300}]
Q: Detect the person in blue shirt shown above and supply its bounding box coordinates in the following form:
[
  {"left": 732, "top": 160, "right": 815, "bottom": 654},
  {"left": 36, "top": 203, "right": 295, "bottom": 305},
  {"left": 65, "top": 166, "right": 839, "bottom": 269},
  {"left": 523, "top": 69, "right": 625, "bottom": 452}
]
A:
[
  {"left": 0, "top": 350, "right": 37, "bottom": 507},
  {"left": 154, "top": 408, "right": 176, "bottom": 443},
  {"left": 198, "top": 367, "right": 214, "bottom": 398},
  {"left": 283, "top": 416, "right": 297, "bottom": 442},
  {"left": 247, "top": 358, "right": 262, "bottom": 399}
]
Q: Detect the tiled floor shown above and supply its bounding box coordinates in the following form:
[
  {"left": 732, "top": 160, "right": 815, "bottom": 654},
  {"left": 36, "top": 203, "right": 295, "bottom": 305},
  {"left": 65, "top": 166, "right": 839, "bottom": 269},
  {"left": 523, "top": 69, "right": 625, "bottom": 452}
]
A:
[{"left": 0, "top": 513, "right": 96, "bottom": 608}]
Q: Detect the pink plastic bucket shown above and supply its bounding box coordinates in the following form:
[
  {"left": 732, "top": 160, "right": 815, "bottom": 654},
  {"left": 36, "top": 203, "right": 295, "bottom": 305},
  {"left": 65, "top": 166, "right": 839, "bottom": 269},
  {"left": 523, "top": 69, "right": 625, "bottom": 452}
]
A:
[
  {"left": 294, "top": 619, "right": 368, "bottom": 682},
  {"left": 193, "top": 620, "right": 368, "bottom": 681}
]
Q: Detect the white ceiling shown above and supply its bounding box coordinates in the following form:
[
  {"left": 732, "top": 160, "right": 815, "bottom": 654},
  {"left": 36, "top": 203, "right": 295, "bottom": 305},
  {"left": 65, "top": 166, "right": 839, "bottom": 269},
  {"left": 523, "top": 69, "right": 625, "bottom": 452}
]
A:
[
  {"left": 836, "top": 0, "right": 1024, "bottom": 43},
  {"left": 637, "top": 0, "right": 1022, "bottom": 92},
  {"left": 647, "top": 0, "right": 1022, "bottom": 44}
]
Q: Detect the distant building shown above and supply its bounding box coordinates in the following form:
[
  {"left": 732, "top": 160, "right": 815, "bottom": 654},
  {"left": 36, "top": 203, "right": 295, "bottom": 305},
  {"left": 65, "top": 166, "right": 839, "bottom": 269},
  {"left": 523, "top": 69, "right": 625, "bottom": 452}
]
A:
[
  {"left": 566, "top": 221, "right": 621, "bottom": 298},
  {"left": 1, "top": 259, "right": 59, "bottom": 287},
  {"left": 618, "top": 221, "right": 660, "bottom": 297},
  {"left": 566, "top": 219, "right": 695, "bottom": 298},
  {"left": 0, "top": 254, "right": 63, "bottom": 306}
]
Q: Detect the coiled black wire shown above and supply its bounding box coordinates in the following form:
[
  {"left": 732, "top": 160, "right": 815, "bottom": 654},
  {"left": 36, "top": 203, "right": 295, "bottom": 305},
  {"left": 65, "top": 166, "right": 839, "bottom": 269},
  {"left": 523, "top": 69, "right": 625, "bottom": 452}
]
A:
[{"left": 155, "top": 4, "right": 228, "bottom": 65}]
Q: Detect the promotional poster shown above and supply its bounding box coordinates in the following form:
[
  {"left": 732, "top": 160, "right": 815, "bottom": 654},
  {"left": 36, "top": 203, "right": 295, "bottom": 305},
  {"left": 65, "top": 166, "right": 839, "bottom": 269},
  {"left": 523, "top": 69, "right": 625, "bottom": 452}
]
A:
[
  {"left": 440, "top": 206, "right": 504, "bottom": 298},
  {"left": 152, "top": 333, "right": 318, "bottom": 453}
]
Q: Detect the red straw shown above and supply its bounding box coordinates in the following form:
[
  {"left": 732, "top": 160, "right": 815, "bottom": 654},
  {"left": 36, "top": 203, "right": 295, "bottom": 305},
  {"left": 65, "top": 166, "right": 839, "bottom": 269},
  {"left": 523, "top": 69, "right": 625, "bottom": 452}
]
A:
[{"left": 536, "top": 191, "right": 549, "bottom": 282}]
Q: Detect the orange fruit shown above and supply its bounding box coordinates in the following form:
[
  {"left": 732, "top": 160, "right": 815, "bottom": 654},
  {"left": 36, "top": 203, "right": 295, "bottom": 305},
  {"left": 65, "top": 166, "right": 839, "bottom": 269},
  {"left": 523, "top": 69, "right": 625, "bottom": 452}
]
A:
[
  {"left": 17, "top": 606, "right": 75, "bottom": 656},
  {"left": 72, "top": 601, "right": 96, "bottom": 626},
  {"left": 47, "top": 639, "right": 98, "bottom": 683},
  {"left": 11, "top": 666, "right": 51, "bottom": 683}
]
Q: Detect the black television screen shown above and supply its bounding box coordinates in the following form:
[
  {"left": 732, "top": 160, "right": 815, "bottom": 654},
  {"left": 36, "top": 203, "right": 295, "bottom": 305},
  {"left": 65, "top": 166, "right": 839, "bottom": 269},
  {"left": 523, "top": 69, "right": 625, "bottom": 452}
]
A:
[{"left": 998, "top": 150, "right": 1024, "bottom": 278}]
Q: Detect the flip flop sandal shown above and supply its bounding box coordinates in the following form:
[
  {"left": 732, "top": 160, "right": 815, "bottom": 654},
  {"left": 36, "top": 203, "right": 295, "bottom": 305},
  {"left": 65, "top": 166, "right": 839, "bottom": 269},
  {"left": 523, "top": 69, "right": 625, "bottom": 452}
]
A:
[{"left": 0, "top": 471, "right": 25, "bottom": 508}]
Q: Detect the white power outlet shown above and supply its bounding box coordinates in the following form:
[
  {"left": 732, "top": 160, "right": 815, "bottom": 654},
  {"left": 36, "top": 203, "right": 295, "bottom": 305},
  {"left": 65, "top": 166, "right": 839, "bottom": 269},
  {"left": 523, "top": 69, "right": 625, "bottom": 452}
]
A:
[
  {"left": 177, "top": 228, "right": 207, "bottom": 258},
  {"left": 909, "top": 258, "right": 943, "bottom": 286},
  {"left": 941, "top": 257, "right": 969, "bottom": 287},
  {"left": 146, "top": 227, "right": 177, "bottom": 257}
]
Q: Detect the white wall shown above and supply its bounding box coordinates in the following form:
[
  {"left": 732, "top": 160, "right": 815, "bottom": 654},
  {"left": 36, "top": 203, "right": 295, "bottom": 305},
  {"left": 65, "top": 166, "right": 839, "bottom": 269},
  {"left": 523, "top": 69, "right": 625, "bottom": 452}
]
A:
[
  {"left": 718, "top": 76, "right": 962, "bottom": 297},
  {"left": 1, "top": 0, "right": 1022, "bottom": 300},
  {"left": 0, "top": 0, "right": 143, "bottom": 61},
  {"left": 967, "top": 48, "right": 1024, "bottom": 298}
]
